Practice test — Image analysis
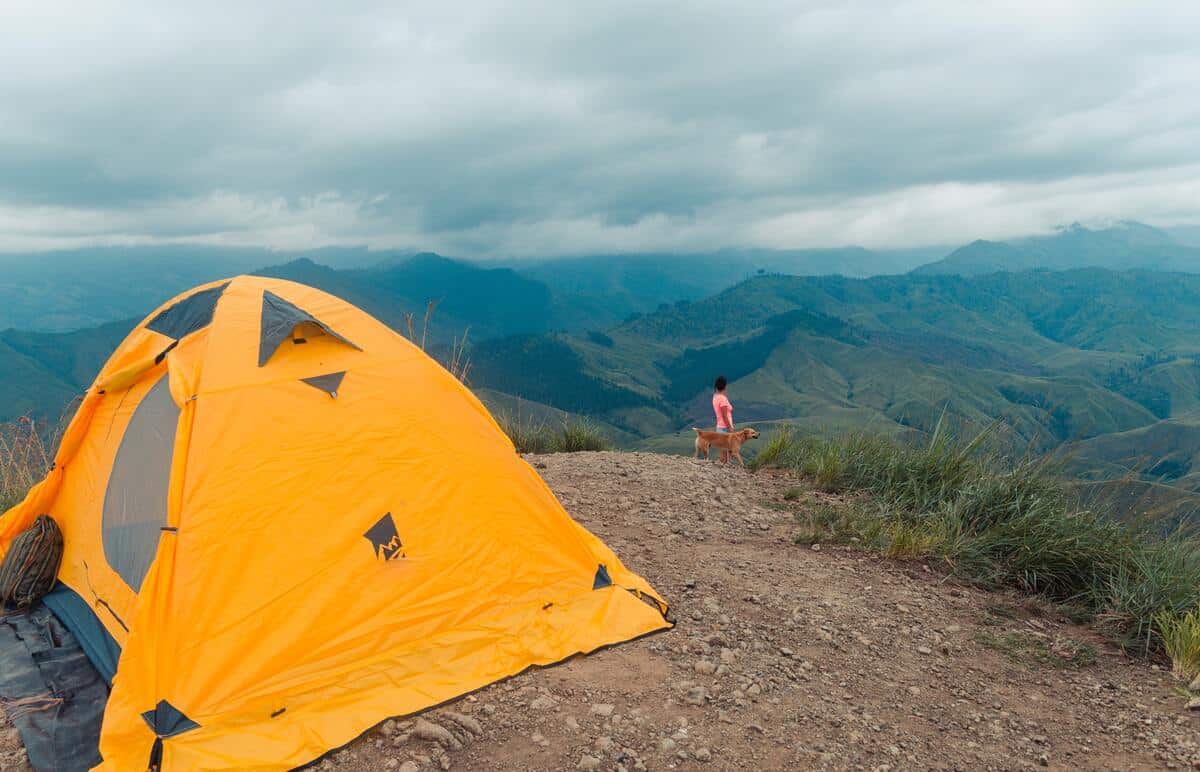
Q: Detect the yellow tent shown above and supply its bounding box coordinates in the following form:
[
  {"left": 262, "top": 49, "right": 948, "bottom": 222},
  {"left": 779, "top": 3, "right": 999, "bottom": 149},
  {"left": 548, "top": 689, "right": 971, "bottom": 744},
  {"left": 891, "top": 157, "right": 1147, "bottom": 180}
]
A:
[{"left": 0, "top": 276, "right": 671, "bottom": 770}]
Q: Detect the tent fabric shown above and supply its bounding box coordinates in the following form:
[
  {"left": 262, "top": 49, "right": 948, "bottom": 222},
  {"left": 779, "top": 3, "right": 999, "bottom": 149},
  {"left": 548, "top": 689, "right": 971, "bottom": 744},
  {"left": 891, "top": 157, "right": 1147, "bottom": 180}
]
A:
[{"left": 0, "top": 275, "right": 671, "bottom": 771}]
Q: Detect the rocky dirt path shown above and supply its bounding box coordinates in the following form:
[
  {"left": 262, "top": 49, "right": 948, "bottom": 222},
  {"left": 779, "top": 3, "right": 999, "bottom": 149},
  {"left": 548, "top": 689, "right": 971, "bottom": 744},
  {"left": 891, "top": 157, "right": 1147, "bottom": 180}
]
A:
[{"left": 329, "top": 451, "right": 1199, "bottom": 771}]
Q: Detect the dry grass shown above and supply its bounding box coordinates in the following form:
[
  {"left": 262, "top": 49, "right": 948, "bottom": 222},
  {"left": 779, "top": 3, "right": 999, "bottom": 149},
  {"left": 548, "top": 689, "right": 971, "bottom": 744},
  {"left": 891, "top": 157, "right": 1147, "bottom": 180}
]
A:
[
  {"left": 403, "top": 300, "right": 473, "bottom": 383},
  {"left": 0, "top": 400, "right": 76, "bottom": 512},
  {"left": 1, "top": 418, "right": 53, "bottom": 512}
]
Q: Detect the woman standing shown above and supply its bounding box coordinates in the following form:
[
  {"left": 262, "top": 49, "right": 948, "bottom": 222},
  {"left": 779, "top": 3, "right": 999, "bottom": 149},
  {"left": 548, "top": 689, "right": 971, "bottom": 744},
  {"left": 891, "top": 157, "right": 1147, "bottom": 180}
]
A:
[{"left": 712, "top": 375, "right": 734, "bottom": 463}]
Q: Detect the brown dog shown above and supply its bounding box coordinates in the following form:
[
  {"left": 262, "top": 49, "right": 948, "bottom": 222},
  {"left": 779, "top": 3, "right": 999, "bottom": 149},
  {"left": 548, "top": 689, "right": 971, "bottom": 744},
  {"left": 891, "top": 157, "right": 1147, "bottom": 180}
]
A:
[{"left": 693, "top": 427, "right": 760, "bottom": 467}]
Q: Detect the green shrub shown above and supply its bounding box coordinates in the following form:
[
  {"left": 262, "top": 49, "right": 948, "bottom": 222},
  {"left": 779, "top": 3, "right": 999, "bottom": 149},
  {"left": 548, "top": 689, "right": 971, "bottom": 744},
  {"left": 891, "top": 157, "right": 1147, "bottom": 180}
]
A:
[
  {"left": 758, "top": 424, "right": 1200, "bottom": 660},
  {"left": 496, "top": 412, "right": 610, "bottom": 454},
  {"left": 555, "top": 418, "right": 610, "bottom": 453},
  {"left": 497, "top": 412, "right": 556, "bottom": 454}
]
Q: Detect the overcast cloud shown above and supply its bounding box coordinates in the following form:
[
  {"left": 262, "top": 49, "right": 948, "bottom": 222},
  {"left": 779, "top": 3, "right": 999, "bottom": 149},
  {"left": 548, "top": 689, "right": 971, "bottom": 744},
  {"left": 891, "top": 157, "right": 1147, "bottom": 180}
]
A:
[{"left": 1, "top": 0, "right": 1198, "bottom": 256}]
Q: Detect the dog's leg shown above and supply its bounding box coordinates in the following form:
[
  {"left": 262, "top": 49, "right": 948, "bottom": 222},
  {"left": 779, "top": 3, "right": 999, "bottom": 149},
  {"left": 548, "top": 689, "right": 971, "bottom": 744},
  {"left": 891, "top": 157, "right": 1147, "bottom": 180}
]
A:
[{"left": 733, "top": 449, "right": 746, "bottom": 468}]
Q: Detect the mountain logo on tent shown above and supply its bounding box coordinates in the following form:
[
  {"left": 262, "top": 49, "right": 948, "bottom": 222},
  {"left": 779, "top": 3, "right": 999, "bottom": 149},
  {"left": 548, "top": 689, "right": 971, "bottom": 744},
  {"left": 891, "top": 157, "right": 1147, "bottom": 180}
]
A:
[{"left": 364, "top": 513, "right": 404, "bottom": 561}]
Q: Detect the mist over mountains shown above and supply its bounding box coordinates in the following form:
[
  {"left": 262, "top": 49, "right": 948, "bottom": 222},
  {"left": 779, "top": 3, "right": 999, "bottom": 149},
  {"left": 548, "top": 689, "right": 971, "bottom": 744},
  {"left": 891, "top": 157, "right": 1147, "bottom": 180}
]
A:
[{"left": 0, "top": 221, "right": 1192, "bottom": 333}]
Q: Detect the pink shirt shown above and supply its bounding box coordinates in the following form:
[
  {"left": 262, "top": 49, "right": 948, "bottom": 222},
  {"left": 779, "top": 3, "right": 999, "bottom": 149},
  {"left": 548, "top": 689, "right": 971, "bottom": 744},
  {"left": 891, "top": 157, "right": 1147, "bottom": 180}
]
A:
[{"left": 713, "top": 392, "right": 733, "bottom": 429}]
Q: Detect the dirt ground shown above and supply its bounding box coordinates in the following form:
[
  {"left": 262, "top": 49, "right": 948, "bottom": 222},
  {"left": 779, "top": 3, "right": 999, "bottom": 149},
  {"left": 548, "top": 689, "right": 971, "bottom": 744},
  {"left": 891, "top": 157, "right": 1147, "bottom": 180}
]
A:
[
  {"left": 327, "top": 452, "right": 1200, "bottom": 771},
  {"left": 4, "top": 451, "right": 1199, "bottom": 770}
]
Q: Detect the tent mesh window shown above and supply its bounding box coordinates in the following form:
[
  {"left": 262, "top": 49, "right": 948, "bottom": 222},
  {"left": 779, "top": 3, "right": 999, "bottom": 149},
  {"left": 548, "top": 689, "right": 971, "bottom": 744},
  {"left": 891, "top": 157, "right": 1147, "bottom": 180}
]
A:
[{"left": 101, "top": 374, "right": 179, "bottom": 592}]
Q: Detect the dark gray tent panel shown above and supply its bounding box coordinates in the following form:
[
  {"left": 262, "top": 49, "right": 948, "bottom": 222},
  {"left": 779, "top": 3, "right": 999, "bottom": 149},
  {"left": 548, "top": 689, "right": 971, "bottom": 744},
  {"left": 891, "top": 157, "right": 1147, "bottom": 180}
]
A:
[
  {"left": 299, "top": 371, "right": 346, "bottom": 398},
  {"left": 259, "top": 290, "right": 361, "bottom": 367},
  {"left": 42, "top": 583, "right": 121, "bottom": 685},
  {"left": 145, "top": 282, "right": 230, "bottom": 340},
  {"left": 100, "top": 374, "right": 179, "bottom": 593}
]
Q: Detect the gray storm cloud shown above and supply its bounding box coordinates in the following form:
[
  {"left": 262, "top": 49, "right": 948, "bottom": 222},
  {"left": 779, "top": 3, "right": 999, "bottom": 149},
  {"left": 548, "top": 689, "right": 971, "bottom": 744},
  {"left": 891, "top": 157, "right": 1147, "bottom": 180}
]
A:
[{"left": 1, "top": 0, "right": 1198, "bottom": 255}]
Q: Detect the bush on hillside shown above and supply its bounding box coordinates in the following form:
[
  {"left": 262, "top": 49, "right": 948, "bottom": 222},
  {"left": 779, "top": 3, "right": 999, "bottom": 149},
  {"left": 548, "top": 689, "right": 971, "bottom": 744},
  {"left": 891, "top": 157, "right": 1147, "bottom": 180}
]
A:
[
  {"left": 754, "top": 422, "right": 1200, "bottom": 670},
  {"left": 497, "top": 412, "right": 610, "bottom": 455}
]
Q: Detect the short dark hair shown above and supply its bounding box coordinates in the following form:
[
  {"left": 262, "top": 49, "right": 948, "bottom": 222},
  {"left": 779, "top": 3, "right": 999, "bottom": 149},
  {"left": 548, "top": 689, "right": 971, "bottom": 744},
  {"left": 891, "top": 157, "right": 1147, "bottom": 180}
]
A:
[{"left": 714, "top": 375, "right": 727, "bottom": 391}]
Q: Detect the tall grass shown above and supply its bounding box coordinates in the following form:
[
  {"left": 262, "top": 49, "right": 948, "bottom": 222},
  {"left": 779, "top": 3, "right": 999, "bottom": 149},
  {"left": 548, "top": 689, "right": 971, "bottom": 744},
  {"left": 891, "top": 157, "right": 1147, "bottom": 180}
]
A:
[
  {"left": 0, "top": 417, "right": 54, "bottom": 512},
  {"left": 496, "top": 411, "right": 610, "bottom": 454},
  {"left": 403, "top": 299, "right": 472, "bottom": 383},
  {"left": 755, "top": 422, "right": 1200, "bottom": 667}
]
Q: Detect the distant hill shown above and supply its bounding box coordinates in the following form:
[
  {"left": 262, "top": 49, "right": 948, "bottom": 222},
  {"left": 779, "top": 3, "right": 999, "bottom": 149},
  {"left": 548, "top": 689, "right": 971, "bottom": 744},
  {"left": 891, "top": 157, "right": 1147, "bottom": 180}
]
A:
[
  {"left": 514, "top": 247, "right": 945, "bottom": 329},
  {"left": 0, "top": 245, "right": 410, "bottom": 332},
  {"left": 0, "top": 243, "right": 941, "bottom": 334},
  {"left": 256, "top": 253, "right": 558, "bottom": 342},
  {"left": 914, "top": 222, "right": 1200, "bottom": 276},
  {"left": 463, "top": 269, "right": 1200, "bottom": 504},
  {"left": 0, "top": 319, "right": 134, "bottom": 419}
]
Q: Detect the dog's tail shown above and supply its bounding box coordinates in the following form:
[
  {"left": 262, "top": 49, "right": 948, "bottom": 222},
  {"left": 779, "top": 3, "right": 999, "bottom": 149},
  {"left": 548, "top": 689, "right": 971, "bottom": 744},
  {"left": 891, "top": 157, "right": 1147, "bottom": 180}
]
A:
[{"left": 691, "top": 427, "right": 701, "bottom": 433}]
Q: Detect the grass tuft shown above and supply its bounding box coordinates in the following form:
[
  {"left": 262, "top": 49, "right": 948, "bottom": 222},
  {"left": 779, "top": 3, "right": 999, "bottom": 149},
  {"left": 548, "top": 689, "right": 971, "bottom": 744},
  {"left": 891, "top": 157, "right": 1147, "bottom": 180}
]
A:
[
  {"left": 1153, "top": 606, "right": 1200, "bottom": 681},
  {"left": 497, "top": 412, "right": 611, "bottom": 455}
]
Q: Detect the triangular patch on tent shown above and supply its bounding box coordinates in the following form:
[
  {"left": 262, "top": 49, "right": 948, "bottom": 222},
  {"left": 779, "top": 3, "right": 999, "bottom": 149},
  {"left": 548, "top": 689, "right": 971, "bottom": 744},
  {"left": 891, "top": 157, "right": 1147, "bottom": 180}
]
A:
[
  {"left": 140, "top": 699, "right": 199, "bottom": 738},
  {"left": 259, "top": 290, "right": 361, "bottom": 367},
  {"left": 300, "top": 371, "right": 346, "bottom": 398},
  {"left": 146, "top": 282, "right": 230, "bottom": 340},
  {"left": 364, "top": 513, "right": 403, "bottom": 561},
  {"left": 593, "top": 564, "right": 613, "bottom": 590}
]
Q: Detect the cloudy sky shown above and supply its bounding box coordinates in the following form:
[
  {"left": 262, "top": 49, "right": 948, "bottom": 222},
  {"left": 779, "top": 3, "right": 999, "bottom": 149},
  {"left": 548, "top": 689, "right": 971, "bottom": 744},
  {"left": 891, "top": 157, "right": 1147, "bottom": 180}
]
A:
[{"left": 2, "top": 0, "right": 1198, "bottom": 257}]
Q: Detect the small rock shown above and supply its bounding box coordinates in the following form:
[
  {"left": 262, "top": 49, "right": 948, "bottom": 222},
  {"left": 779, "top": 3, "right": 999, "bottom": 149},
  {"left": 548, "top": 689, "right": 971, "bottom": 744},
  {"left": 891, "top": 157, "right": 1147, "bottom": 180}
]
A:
[
  {"left": 399, "top": 762, "right": 420, "bottom": 772},
  {"left": 380, "top": 719, "right": 398, "bottom": 737},
  {"left": 695, "top": 747, "right": 712, "bottom": 762},
  {"left": 413, "top": 719, "right": 462, "bottom": 751},
  {"left": 530, "top": 732, "right": 550, "bottom": 747},
  {"left": 591, "top": 703, "right": 615, "bottom": 717},
  {"left": 530, "top": 696, "right": 557, "bottom": 710},
  {"left": 595, "top": 736, "right": 616, "bottom": 753},
  {"left": 916, "top": 646, "right": 933, "bottom": 656},
  {"left": 780, "top": 647, "right": 794, "bottom": 657},
  {"left": 660, "top": 738, "right": 678, "bottom": 752},
  {"left": 694, "top": 660, "right": 717, "bottom": 675},
  {"left": 1187, "top": 697, "right": 1200, "bottom": 711},
  {"left": 685, "top": 687, "right": 709, "bottom": 706},
  {"left": 1190, "top": 673, "right": 1200, "bottom": 692},
  {"left": 565, "top": 716, "right": 581, "bottom": 731},
  {"left": 384, "top": 760, "right": 399, "bottom": 770},
  {"left": 578, "top": 755, "right": 602, "bottom": 770},
  {"left": 811, "top": 543, "right": 821, "bottom": 551},
  {"left": 443, "top": 712, "right": 482, "bottom": 737}
]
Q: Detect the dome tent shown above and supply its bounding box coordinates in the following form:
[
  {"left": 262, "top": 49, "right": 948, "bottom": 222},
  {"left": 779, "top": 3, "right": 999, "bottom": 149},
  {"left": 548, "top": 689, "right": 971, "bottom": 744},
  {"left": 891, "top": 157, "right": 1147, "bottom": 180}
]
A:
[{"left": 0, "top": 276, "right": 671, "bottom": 770}]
